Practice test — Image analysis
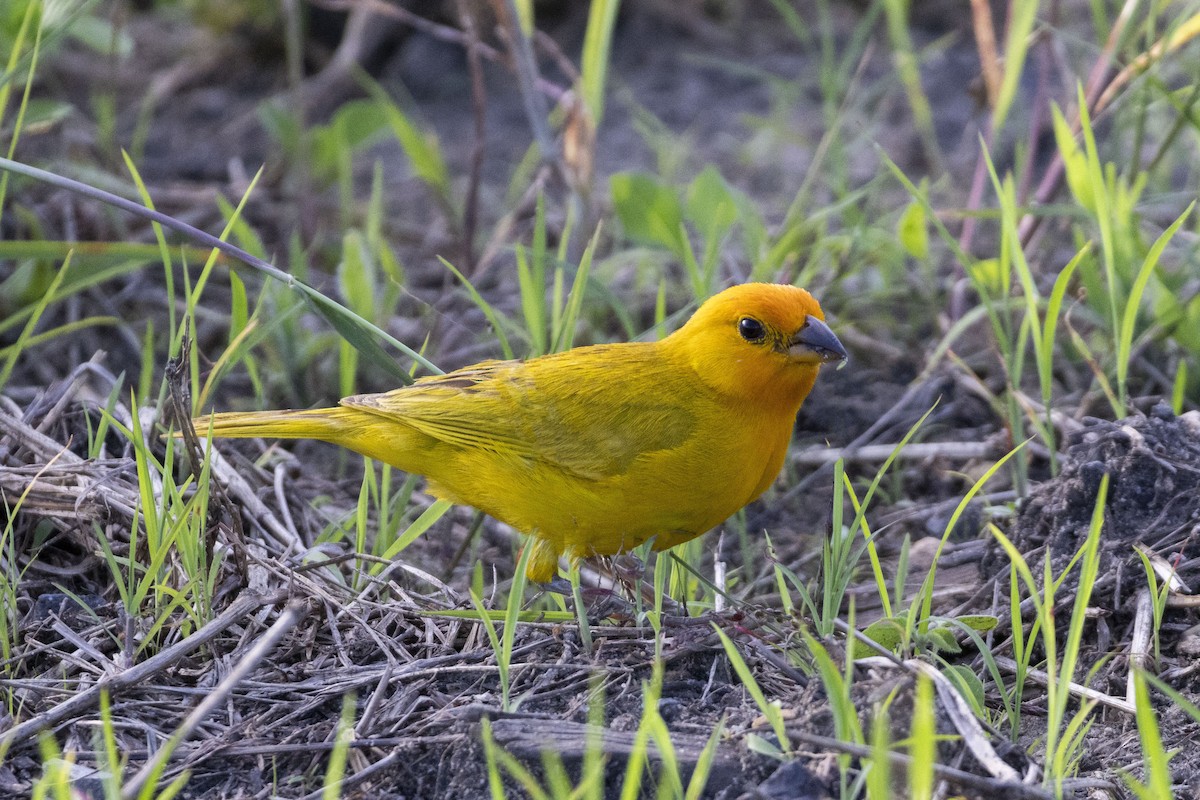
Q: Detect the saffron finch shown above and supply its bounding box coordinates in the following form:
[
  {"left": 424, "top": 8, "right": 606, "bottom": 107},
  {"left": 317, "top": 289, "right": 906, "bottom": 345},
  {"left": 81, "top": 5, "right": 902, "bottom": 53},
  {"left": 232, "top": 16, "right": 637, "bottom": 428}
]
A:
[{"left": 193, "top": 283, "right": 846, "bottom": 581}]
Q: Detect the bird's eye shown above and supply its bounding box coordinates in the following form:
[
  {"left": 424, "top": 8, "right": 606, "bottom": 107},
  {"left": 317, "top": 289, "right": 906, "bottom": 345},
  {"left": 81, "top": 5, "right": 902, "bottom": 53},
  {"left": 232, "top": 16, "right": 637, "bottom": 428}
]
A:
[{"left": 738, "top": 317, "right": 766, "bottom": 342}]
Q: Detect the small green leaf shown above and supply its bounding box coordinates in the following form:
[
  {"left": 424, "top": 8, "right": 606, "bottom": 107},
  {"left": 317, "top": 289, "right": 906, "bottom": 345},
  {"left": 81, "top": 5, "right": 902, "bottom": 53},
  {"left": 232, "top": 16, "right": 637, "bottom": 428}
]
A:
[
  {"left": 943, "top": 664, "right": 986, "bottom": 712},
  {"left": 862, "top": 618, "right": 905, "bottom": 652},
  {"left": 953, "top": 614, "right": 999, "bottom": 633},
  {"left": 332, "top": 99, "right": 389, "bottom": 150},
  {"left": 229, "top": 270, "right": 248, "bottom": 339},
  {"left": 66, "top": 14, "right": 134, "bottom": 56},
  {"left": 896, "top": 200, "right": 929, "bottom": 259},
  {"left": 18, "top": 98, "right": 72, "bottom": 133},
  {"left": 1051, "top": 103, "right": 1094, "bottom": 213},
  {"left": 375, "top": 91, "right": 451, "bottom": 197},
  {"left": 686, "top": 166, "right": 738, "bottom": 235},
  {"left": 0, "top": 260, "right": 54, "bottom": 306},
  {"left": 610, "top": 172, "right": 686, "bottom": 256},
  {"left": 967, "top": 257, "right": 1006, "bottom": 297},
  {"left": 926, "top": 626, "right": 962, "bottom": 655},
  {"left": 744, "top": 733, "right": 784, "bottom": 759},
  {"left": 259, "top": 104, "right": 310, "bottom": 171}
]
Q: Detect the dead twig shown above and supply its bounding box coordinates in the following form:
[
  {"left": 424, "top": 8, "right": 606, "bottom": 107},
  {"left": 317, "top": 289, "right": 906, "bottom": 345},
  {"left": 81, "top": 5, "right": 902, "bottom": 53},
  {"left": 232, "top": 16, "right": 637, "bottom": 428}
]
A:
[
  {"left": 0, "top": 591, "right": 287, "bottom": 749},
  {"left": 992, "top": 655, "right": 1136, "bottom": 715},
  {"left": 120, "top": 602, "right": 304, "bottom": 799},
  {"left": 790, "top": 439, "right": 1002, "bottom": 466},
  {"left": 786, "top": 728, "right": 1117, "bottom": 799},
  {"left": 907, "top": 658, "right": 1020, "bottom": 783},
  {"left": 455, "top": 0, "right": 488, "bottom": 276}
]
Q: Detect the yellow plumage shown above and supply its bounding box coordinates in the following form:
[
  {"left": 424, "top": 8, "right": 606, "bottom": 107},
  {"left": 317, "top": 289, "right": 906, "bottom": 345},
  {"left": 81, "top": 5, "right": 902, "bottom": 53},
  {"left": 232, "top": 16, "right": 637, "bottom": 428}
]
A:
[{"left": 193, "top": 283, "right": 846, "bottom": 581}]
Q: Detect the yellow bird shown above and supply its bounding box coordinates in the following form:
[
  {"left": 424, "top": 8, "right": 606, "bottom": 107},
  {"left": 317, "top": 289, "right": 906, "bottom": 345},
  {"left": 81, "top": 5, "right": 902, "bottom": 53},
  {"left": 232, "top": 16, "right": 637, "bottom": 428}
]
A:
[{"left": 193, "top": 283, "right": 846, "bottom": 581}]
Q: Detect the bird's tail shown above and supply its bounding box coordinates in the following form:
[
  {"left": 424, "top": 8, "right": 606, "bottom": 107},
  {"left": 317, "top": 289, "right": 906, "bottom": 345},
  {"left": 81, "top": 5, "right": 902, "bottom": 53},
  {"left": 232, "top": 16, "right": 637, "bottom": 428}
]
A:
[
  {"left": 188, "top": 406, "right": 423, "bottom": 470},
  {"left": 190, "top": 408, "right": 351, "bottom": 443}
]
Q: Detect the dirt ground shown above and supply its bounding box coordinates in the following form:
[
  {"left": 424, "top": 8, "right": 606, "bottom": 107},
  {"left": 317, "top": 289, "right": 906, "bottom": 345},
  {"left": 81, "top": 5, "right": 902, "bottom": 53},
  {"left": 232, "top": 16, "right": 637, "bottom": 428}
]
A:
[{"left": 2, "top": 2, "right": 1199, "bottom": 798}]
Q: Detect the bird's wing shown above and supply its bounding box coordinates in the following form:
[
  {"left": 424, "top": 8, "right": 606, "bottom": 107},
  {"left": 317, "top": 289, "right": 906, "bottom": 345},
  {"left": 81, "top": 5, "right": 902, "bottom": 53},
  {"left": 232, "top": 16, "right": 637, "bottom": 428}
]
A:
[{"left": 341, "top": 352, "right": 697, "bottom": 480}]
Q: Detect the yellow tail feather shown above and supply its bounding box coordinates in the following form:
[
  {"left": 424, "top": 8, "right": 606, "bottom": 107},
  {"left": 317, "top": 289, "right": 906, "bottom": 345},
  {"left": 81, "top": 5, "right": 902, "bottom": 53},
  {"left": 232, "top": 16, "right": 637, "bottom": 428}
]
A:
[
  {"left": 189, "top": 407, "right": 434, "bottom": 473},
  {"left": 191, "top": 408, "right": 349, "bottom": 442}
]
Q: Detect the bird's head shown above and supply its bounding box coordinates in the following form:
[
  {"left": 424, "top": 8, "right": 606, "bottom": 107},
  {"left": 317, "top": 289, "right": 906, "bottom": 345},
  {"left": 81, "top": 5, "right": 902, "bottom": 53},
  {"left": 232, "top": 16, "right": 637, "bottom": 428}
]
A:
[{"left": 665, "top": 283, "right": 846, "bottom": 411}]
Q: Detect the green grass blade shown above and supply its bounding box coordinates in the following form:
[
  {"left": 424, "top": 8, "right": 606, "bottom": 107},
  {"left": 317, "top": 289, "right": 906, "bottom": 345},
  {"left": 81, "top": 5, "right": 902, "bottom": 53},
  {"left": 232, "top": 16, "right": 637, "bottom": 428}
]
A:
[
  {"left": 992, "top": 0, "right": 1039, "bottom": 130},
  {"left": 0, "top": 156, "right": 439, "bottom": 381},
  {"left": 0, "top": 250, "right": 72, "bottom": 391},
  {"left": 1116, "top": 202, "right": 1194, "bottom": 404},
  {"left": 438, "top": 256, "right": 515, "bottom": 360},
  {"left": 579, "top": 0, "right": 619, "bottom": 126}
]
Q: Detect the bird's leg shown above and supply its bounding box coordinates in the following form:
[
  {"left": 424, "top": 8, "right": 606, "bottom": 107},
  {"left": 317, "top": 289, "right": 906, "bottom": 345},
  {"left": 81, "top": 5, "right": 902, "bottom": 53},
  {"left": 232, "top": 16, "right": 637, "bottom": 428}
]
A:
[
  {"left": 585, "top": 553, "right": 688, "bottom": 618},
  {"left": 535, "top": 567, "right": 635, "bottom": 624}
]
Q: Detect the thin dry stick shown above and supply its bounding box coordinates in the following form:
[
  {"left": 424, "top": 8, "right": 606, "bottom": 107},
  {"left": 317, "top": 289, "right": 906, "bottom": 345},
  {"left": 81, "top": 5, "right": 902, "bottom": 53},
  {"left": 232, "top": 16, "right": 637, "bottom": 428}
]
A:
[
  {"left": 1014, "top": 39, "right": 1053, "bottom": 207},
  {"left": 992, "top": 655, "right": 1136, "bottom": 715},
  {"left": 298, "top": 750, "right": 406, "bottom": 800},
  {"left": 1126, "top": 588, "right": 1154, "bottom": 708},
  {"left": 759, "top": 374, "right": 940, "bottom": 518},
  {"left": 954, "top": 126, "right": 993, "bottom": 271},
  {"left": 959, "top": 20, "right": 1051, "bottom": 264},
  {"left": 0, "top": 409, "right": 84, "bottom": 465},
  {"left": 969, "top": 0, "right": 1002, "bottom": 107},
  {"left": 1016, "top": 0, "right": 1142, "bottom": 247},
  {"left": 272, "top": 462, "right": 301, "bottom": 545},
  {"left": 496, "top": 0, "right": 557, "bottom": 163},
  {"left": 312, "top": 0, "right": 568, "bottom": 104},
  {"left": 908, "top": 659, "right": 1020, "bottom": 782},
  {"left": 203, "top": 444, "right": 302, "bottom": 553},
  {"left": 456, "top": 0, "right": 488, "bottom": 277},
  {"left": 785, "top": 729, "right": 1061, "bottom": 799},
  {"left": 1095, "top": 14, "right": 1200, "bottom": 113},
  {"left": 790, "top": 440, "right": 998, "bottom": 466},
  {"left": 0, "top": 590, "right": 286, "bottom": 748},
  {"left": 120, "top": 602, "right": 303, "bottom": 799}
]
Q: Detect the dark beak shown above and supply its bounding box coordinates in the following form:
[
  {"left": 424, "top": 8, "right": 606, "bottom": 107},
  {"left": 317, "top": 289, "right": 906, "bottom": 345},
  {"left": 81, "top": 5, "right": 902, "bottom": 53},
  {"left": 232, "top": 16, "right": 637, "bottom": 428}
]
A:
[{"left": 788, "top": 318, "right": 847, "bottom": 364}]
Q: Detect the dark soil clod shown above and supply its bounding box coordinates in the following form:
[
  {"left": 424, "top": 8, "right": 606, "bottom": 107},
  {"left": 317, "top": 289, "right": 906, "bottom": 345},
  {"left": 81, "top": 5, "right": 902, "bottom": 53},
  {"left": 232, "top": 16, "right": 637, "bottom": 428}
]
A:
[{"left": 1009, "top": 409, "right": 1200, "bottom": 587}]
